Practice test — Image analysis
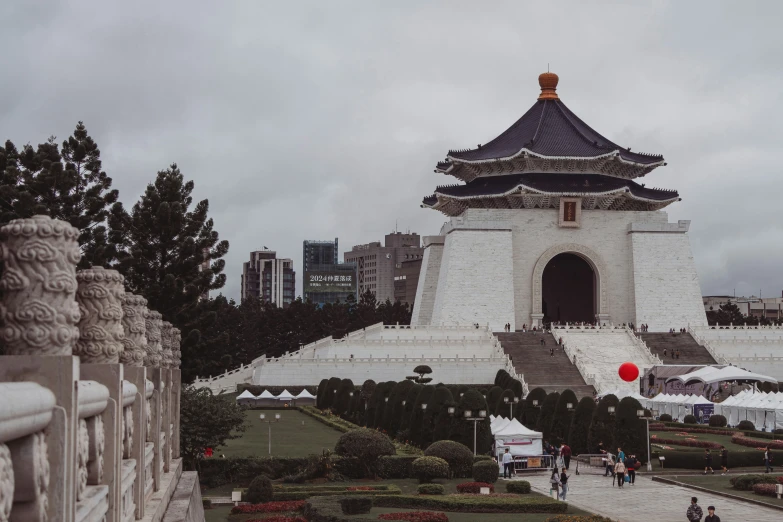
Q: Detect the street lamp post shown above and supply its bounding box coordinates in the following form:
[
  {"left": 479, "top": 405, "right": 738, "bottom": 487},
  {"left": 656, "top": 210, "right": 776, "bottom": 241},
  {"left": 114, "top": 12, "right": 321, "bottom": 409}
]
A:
[
  {"left": 259, "top": 413, "right": 281, "bottom": 455},
  {"left": 638, "top": 408, "right": 657, "bottom": 472},
  {"left": 503, "top": 396, "right": 520, "bottom": 418},
  {"left": 464, "top": 409, "right": 487, "bottom": 455}
]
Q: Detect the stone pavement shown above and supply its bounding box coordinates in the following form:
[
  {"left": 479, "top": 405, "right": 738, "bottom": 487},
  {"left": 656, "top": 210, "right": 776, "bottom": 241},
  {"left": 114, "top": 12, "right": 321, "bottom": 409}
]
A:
[{"left": 520, "top": 471, "right": 782, "bottom": 522}]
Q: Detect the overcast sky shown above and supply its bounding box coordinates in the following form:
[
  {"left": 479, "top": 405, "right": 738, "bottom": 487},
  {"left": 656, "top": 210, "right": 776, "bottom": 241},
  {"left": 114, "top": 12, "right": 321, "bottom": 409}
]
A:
[{"left": 2, "top": 1, "right": 781, "bottom": 301}]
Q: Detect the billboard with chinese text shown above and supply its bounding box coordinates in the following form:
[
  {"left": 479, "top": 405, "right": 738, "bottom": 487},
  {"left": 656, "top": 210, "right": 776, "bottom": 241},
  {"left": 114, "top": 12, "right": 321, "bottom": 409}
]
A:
[{"left": 304, "top": 270, "right": 357, "bottom": 296}]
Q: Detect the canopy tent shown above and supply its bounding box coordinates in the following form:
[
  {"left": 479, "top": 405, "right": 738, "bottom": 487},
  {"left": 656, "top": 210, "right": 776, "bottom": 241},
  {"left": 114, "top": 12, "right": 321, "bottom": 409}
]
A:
[
  {"left": 666, "top": 366, "right": 777, "bottom": 386},
  {"left": 491, "top": 418, "right": 543, "bottom": 457},
  {"left": 296, "top": 389, "right": 316, "bottom": 399},
  {"left": 275, "top": 389, "right": 295, "bottom": 401},
  {"left": 236, "top": 390, "right": 256, "bottom": 404},
  {"left": 646, "top": 393, "right": 714, "bottom": 422},
  {"left": 257, "top": 390, "right": 275, "bottom": 399}
]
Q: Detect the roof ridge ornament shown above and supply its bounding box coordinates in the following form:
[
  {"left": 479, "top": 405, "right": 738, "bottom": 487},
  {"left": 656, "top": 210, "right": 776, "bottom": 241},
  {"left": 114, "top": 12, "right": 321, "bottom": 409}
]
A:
[{"left": 538, "top": 72, "right": 559, "bottom": 100}]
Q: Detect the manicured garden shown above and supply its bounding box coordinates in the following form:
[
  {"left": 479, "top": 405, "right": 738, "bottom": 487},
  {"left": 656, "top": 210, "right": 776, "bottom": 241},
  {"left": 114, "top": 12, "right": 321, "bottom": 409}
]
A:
[{"left": 664, "top": 474, "right": 783, "bottom": 507}]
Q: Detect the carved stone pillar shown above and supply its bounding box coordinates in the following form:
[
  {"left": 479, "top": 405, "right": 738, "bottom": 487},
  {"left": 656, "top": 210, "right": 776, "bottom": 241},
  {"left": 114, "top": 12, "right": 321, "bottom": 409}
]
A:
[
  {"left": 0, "top": 215, "right": 81, "bottom": 356},
  {"left": 74, "top": 268, "right": 125, "bottom": 364},
  {"left": 120, "top": 294, "right": 148, "bottom": 367},
  {"left": 144, "top": 311, "right": 163, "bottom": 368},
  {"left": 171, "top": 327, "right": 182, "bottom": 368},
  {"left": 160, "top": 321, "right": 173, "bottom": 369}
]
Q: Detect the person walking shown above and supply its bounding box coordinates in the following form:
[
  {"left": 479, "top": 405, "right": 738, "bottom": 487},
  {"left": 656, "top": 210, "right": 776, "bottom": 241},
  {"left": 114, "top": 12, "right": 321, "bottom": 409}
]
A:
[
  {"left": 550, "top": 346, "right": 554, "bottom": 357},
  {"left": 703, "top": 449, "right": 714, "bottom": 474},
  {"left": 625, "top": 455, "right": 637, "bottom": 485},
  {"left": 720, "top": 447, "right": 729, "bottom": 475},
  {"left": 605, "top": 452, "right": 615, "bottom": 478},
  {"left": 561, "top": 443, "right": 572, "bottom": 470},
  {"left": 559, "top": 467, "right": 570, "bottom": 501},
  {"left": 704, "top": 506, "right": 720, "bottom": 522},
  {"left": 764, "top": 445, "right": 773, "bottom": 473},
  {"left": 549, "top": 468, "right": 561, "bottom": 499},
  {"left": 614, "top": 459, "right": 626, "bottom": 487},
  {"left": 686, "top": 497, "right": 703, "bottom": 522},
  {"left": 616, "top": 447, "right": 625, "bottom": 464},
  {"left": 502, "top": 448, "right": 514, "bottom": 478},
  {"left": 541, "top": 338, "right": 546, "bottom": 347}
]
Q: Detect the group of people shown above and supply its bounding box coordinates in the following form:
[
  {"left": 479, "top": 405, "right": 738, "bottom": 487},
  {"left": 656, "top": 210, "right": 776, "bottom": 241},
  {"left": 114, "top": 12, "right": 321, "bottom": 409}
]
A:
[
  {"left": 663, "top": 347, "right": 683, "bottom": 359},
  {"left": 703, "top": 447, "right": 730, "bottom": 475},
  {"left": 502, "top": 323, "right": 512, "bottom": 332},
  {"left": 598, "top": 443, "right": 638, "bottom": 487}
]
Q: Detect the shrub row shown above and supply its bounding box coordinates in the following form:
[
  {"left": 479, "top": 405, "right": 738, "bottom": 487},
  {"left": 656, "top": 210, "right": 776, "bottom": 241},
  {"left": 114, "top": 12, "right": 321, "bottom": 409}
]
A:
[
  {"left": 730, "top": 474, "right": 782, "bottom": 490},
  {"left": 651, "top": 426, "right": 736, "bottom": 437},
  {"left": 248, "top": 516, "right": 306, "bottom": 522},
  {"left": 544, "top": 516, "right": 614, "bottom": 522},
  {"left": 655, "top": 449, "right": 783, "bottom": 469},
  {"left": 753, "top": 483, "right": 780, "bottom": 497},
  {"left": 417, "top": 484, "right": 445, "bottom": 495},
  {"left": 731, "top": 434, "right": 783, "bottom": 450},
  {"left": 332, "top": 455, "right": 419, "bottom": 479},
  {"left": 455, "top": 482, "right": 494, "bottom": 494},
  {"left": 472, "top": 460, "right": 499, "bottom": 484},
  {"left": 412, "top": 457, "right": 449, "bottom": 484},
  {"left": 373, "top": 494, "right": 567, "bottom": 514},
  {"left": 302, "top": 496, "right": 376, "bottom": 522},
  {"left": 231, "top": 500, "right": 306, "bottom": 514},
  {"left": 199, "top": 456, "right": 313, "bottom": 488},
  {"left": 274, "top": 484, "right": 394, "bottom": 493},
  {"left": 378, "top": 512, "right": 449, "bottom": 522},
  {"left": 269, "top": 484, "right": 402, "bottom": 501},
  {"left": 660, "top": 421, "right": 783, "bottom": 440},
  {"left": 649, "top": 435, "right": 722, "bottom": 449}
]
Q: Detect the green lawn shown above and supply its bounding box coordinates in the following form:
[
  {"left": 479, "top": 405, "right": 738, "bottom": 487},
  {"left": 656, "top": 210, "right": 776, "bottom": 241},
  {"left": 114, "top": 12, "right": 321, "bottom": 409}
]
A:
[
  {"left": 670, "top": 474, "right": 783, "bottom": 507},
  {"left": 218, "top": 408, "right": 342, "bottom": 458},
  {"left": 368, "top": 506, "right": 592, "bottom": 521},
  {"left": 203, "top": 506, "right": 232, "bottom": 522},
  {"left": 651, "top": 429, "right": 759, "bottom": 453}
]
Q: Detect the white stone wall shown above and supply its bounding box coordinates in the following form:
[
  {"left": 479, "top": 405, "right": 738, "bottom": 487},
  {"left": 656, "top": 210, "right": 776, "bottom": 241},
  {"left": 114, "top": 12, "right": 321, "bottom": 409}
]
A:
[
  {"left": 411, "top": 238, "right": 444, "bottom": 326},
  {"left": 630, "top": 226, "right": 708, "bottom": 331},
  {"left": 431, "top": 227, "right": 515, "bottom": 331}
]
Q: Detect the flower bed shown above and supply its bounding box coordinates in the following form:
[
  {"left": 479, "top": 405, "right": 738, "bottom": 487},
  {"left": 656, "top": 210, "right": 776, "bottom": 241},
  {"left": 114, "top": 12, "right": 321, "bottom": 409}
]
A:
[
  {"left": 231, "top": 500, "right": 306, "bottom": 514},
  {"left": 650, "top": 435, "right": 721, "bottom": 449},
  {"left": 248, "top": 517, "right": 306, "bottom": 522},
  {"left": 346, "top": 486, "right": 375, "bottom": 491},
  {"left": 731, "top": 434, "right": 783, "bottom": 450},
  {"left": 752, "top": 483, "right": 779, "bottom": 497},
  {"left": 455, "top": 482, "right": 495, "bottom": 494},
  {"left": 651, "top": 426, "right": 736, "bottom": 436},
  {"left": 271, "top": 484, "right": 402, "bottom": 501},
  {"left": 378, "top": 511, "right": 449, "bottom": 522}
]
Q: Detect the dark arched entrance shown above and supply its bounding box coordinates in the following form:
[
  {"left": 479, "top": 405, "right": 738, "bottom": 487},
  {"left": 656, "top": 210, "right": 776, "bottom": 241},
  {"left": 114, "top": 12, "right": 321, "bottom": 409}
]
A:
[{"left": 541, "top": 253, "right": 596, "bottom": 324}]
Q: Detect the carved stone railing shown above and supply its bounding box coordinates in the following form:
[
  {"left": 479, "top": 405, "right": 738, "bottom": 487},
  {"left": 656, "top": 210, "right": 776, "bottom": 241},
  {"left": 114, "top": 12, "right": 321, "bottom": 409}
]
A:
[{"left": 0, "top": 216, "right": 191, "bottom": 522}]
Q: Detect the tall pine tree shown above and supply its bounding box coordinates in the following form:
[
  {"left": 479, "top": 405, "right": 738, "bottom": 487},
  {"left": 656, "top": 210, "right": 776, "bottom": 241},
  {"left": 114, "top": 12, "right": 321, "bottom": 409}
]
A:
[{"left": 110, "top": 164, "right": 229, "bottom": 381}]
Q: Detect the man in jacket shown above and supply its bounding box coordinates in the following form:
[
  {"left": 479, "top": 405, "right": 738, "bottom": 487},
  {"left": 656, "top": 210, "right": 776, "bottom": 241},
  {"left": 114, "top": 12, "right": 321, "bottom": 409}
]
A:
[
  {"left": 704, "top": 506, "right": 720, "bottom": 522},
  {"left": 687, "top": 497, "right": 703, "bottom": 522},
  {"left": 561, "top": 443, "right": 572, "bottom": 470}
]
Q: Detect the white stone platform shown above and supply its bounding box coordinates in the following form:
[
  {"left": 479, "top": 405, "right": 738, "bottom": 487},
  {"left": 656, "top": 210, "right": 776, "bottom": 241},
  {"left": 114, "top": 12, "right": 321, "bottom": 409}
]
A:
[{"left": 691, "top": 326, "right": 783, "bottom": 380}]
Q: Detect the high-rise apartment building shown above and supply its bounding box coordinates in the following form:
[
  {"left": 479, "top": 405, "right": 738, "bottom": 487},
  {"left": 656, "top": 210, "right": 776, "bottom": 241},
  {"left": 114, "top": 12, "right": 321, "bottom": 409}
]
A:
[
  {"left": 303, "top": 239, "right": 357, "bottom": 305},
  {"left": 241, "top": 249, "right": 295, "bottom": 307},
  {"left": 344, "top": 231, "right": 423, "bottom": 303}
]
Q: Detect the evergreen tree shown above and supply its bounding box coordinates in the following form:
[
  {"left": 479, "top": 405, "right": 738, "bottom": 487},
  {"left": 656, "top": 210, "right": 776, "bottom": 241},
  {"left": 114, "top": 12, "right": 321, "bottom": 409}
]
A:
[
  {"left": 109, "top": 164, "right": 229, "bottom": 377},
  {"left": 536, "top": 392, "right": 560, "bottom": 441},
  {"left": 587, "top": 394, "right": 619, "bottom": 453},
  {"left": 409, "top": 385, "right": 436, "bottom": 447},
  {"left": 422, "top": 386, "right": 453, "bottom": 447},
  {"left": 323, "top": 377, "right": 342, "bottom": 409},
  {"left": 359, "top": 380, "right": 377, "bottom": 424},
  {"left": 448, "top": 389, "right": 492, "bottom": 454},
  {"left": 613, "top": 397, "right": 647, "bottom": 462},
  {"left": 520, "top": 387, "right": 547, "bottom": 427},
  {"left": 567, "top": 396, "right": 596, "bottom": 455},
  {"left": 399, "top": 384, "right": 422, "bottom": 437},
  {"left": 486, "top": 386, "right": 503, "bottom": 416},
  {"left": 0, "top": 122, "right": 119, "bottom": 266},
  {"left": 384, "top": 380, "right": 414, "bottom": 437},
  {"left": 495, "top": 389, "right": 515, "bottom": 419},
  {"left": 550, "top": 389, "right": 578, "bottom": 444},
  {"left": 316, "top": 379, "right": 328, "bottom": 409}
]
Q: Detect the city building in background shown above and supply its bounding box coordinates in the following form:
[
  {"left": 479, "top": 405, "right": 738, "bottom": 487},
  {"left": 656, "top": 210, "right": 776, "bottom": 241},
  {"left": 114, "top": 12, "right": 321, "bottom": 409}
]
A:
[
  {"left": 703, "top": 292, "right": 783, "bottom": 320},
  {"left": 344, "top": 231, "right": 423, "bottom": 303},
  {"left": 394, "top": 257, "right": 423, "bottom": 306},
  {"left": 303, "top": 238, "right": 357, "bottom": 305},
  {"left": 241, "top": 248, "right": 296, "bottom": 307}
]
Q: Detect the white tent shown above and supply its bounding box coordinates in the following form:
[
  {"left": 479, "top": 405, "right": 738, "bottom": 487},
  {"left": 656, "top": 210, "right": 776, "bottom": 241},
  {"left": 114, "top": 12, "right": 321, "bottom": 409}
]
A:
[
  {"left": 257, "top": 390, "right": 275, "bottom": 399},
  {"left": 236, "top": 389, "right": 256, "bottom": 404},
  {"left": 492, "top": 419, "right": 543, "bottom": 457},
  {"left": 295, "top": 389, "right": 316, "bottom": 399},
  {"left": 276, "top": 389, "right": 295, "bottom": 402},
  {"left": 667, "top": 366, "right": 777, "bottom": 386},
  {"left": 491, "top": 416, "right": 513, "bottom": 433},
  {"left": 254, "top": 389, "right": 277, "bottom": 407}
]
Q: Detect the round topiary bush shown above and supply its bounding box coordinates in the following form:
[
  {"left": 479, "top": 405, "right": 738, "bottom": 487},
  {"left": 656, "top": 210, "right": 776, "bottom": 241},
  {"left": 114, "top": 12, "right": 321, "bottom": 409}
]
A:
[
  {"left": 738, "top": 420, "right": 755, "bottom": 431},
  {"left": 506, "top": 481, "right": 531, "bottom": 494},
  {"left": 472, "top": 459, "right": 499, "bottom": 484},
  {"left": 683, "top": 414, "right": 697, "bottom": 424},
  {"left": 659, "top": 414, "right": 672, "bottom": 422},
  {"left": 340, "top": 496, "right": 373, "bottom": 515},
  {"left": 424, "top": 440, "right": 474, "bottom": 478},
  {"left": 334, "top": 428, "right": 396, "bottom": 477},
  {"left": 709, "top": 415, "right": 727, "bottom": 427},
  {"left": 417, "top": 483, "right": 445, "bottom": 495},
  {"left": 411, "top": 456, "right": 449, "bottom": 484},
  {"left": 245, "top": 475, "right": 273, "bottom": 504}
]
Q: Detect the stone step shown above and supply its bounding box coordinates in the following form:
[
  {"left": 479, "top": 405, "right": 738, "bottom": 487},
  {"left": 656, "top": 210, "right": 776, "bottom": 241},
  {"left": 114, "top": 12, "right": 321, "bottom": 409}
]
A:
[
  {"left": 494, "top": 332, "right": 596, "bottom": 398},
  {"left": 637, "top": 332, "right": 716, "bottom": 365}
]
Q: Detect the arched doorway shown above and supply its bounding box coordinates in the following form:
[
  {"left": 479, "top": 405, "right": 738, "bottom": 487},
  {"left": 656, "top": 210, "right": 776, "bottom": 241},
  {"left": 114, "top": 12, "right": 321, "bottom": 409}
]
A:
[{"left": 541, "top": 253, "right": 595, "bottom": 324}]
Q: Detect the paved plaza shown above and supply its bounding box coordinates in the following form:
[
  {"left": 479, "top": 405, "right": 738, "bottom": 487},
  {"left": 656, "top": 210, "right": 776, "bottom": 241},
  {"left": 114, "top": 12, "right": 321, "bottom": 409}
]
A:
[{"left": 524, "top": 472, "right": 782, "bottom": 522}]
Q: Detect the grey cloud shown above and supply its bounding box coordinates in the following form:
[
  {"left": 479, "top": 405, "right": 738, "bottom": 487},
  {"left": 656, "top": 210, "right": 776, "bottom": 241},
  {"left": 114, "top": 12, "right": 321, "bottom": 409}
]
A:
[{"left": 1, "top": 0, "right": 781, "bottom": 300}]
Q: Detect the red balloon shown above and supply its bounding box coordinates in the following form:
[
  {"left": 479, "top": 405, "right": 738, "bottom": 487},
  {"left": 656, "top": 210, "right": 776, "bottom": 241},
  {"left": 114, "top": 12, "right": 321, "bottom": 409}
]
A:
[{"left": 618, "top": 362, "right": 639, "bottom": 382}]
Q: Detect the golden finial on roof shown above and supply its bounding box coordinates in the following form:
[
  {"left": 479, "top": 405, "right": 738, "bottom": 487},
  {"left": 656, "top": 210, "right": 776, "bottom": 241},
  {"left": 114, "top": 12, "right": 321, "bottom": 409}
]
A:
[{"left": 538, "top": 71, "right": 559, "bottom": 100}]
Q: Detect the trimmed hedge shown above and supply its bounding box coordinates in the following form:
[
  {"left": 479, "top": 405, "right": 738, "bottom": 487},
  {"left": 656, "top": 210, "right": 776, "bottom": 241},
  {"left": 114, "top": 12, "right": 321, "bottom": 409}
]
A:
[
  {"left": 545, "top": 516, "right": 614, "bottom": 522},
  {"left": 199, "top": 456, "right": 313, "bottom": 488},
  {"left": 731, "top": 434, "right": 783, "bottom": 450},
  {"left": 412, "top": 456, "right": 449, "bottom": 484},
  {"left": 373, "top": 494, "right": 567, "bottom": 514},
  {"left": 709, "top": 415, "right": 727, "bottom": 428},
  {"left": 659, "top": 414, "right": 673, "bottom": 422},
  {"left": 456, "top": 482, "right": 494, "bottom": 494},
  {"left": 417, "top": 484, "right": 445, "bottom": 495},
  {"left": 270, "top": 484, "right": 402, "bottom": 501},
  {"left": 656, "top": 449, "right": 783, "bottom": 469},
  {"left": 683, "top": 414, "right": 697, "bottom": 425},
  {"left": 424, "top": 440, "right": 474, "bottom": 478},
  {"left": 738, "top": 420, "right": 755, "bottom": 431},
  {"left": 340, "top": 497, "right": 372, "bottom": 515},
  {"left": 378, "top": 513, "right": 448, "bottom": 522},
  {"left": 650, "top": 435, "right": 722, "bottom": 449},
  {"left": 378, "top": 456, "right": 419, "bottom": 479},
  {"left": 506, "top": 481, "right": 531, "bottom": 494},
  {"left": 753, "top": 483, "right": 780, "bottom": 497},
  {"left": 472, "top": 460, "right": 499, "bottom": 484},
  {"left": 730, "top": 474, "right": 782, "bottom": 490},
  {"left": 334, "top": 428, "right": 396, "bottom": 477},
  {"left": 303, "top": 496, "right": 376, "bottom": 522}
]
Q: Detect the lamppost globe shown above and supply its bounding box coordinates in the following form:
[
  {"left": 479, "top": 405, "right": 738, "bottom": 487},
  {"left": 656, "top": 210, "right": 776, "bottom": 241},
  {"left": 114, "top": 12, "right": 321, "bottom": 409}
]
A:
[
  {"left": 479, "top": 410, "right": 487, "bottom": 418},
  {"left": 402, "top": 400, "right": 406, "bottom": 406},
  {"left": 567, "top": 403, "right": 574, "bottom": 410},
  {"left": 532, "top": 400, "right": 539, "bottom": 407},
  {"left": 385, "top": 397, "right": 389, "bottom": 403},
  {"left": 504, "top": 397, "right": 509, "bottom": 404},
  {"left": 513, "top": 397, "right": 519, "bottom": 404},
  {"left": 464, "top": 410, "right": 472, "bottom": 418},
  {"left": 421, "top": 403, "right": 428, "bottom": 410},
  {"left": 637, "top": 409, "right": 645, "bottom": 417},
  {"left": 259, "top": 413, "right": 265, "bottom": 420},
  {"left": 275, "top": 413, "right": 281, "bottom": 420},
  {"left": 608, "top": 406, "right": 616, "bottom": 414},
  {"left": 447, "top": 407, "right": 455, "bottom": 415}
]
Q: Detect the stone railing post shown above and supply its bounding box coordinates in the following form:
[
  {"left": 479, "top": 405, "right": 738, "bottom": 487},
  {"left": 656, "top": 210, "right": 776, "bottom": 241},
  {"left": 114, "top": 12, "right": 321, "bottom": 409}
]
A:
[
  {"left": 143, "top": 310, "right": 164, "bottom": 492},
  {"left": 0, "top": 215, "right": 81, "bottom": 522}
]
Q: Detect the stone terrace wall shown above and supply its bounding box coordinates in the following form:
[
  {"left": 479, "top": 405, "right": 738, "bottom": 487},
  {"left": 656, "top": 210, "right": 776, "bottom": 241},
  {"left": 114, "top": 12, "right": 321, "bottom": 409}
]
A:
[{"left": 0, "top": 216, "right": 198, "bottom": 522}]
